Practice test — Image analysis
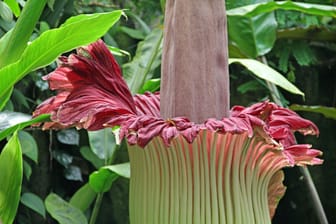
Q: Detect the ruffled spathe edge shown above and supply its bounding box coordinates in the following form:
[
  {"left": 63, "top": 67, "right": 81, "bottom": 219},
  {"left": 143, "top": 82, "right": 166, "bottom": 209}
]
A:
[{"left": 33, "top": 40, "right": 322, "bottom": 166}]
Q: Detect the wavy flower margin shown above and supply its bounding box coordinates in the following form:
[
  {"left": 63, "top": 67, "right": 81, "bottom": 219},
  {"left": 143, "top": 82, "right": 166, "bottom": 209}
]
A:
[
  {"left": 33, "top": 40, "right": 322, "bottom": 166},
  {"left": 33, "top": 40, "right": 322, "bottom": 221}
]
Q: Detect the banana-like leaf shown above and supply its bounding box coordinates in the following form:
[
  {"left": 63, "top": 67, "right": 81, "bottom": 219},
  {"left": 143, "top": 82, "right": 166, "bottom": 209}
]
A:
[
  {"left": 123, "top": 28, "right": 163, "bottom": 94},
  {"left": 229, "top": 58, "right": 304, "bottom": 96},
  {"left": 227, "top": 1, "right": 336, "bottom": 57},
  {"left": 0, "top": 10, "right": 123, "bottom": 102},
  {"left": 290, "top": 105, "right": 336, "bottom": 120},
  {"left": 0, "top": 132, "right": 22, "bottom": 224}
]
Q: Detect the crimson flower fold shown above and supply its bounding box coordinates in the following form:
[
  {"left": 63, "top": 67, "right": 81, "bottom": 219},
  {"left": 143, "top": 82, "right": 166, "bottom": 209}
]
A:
[{"left": 33, "top": 40, "right": 322, "bottom": 223}]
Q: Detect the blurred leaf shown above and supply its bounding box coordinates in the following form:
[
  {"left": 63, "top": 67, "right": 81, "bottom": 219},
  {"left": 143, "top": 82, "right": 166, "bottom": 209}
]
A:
[
  {"left": 64, "top": 165, "right": 83, "bottom": 182},
  {"left": 227, "top": 1, "right": 336, "bottom": 18},
  {"left": 0, "top": 114, "right": 50, "bottom": 141},
  {"left": 226, "top": 0, "right": 271, "bottom": 10},
  {"left": 119, "top": 26, "right": 146, "bottom": 40},
  {"left": 57, "top": 129, "right": 79, "bottom": 145},
  {"left": 237, "top": 80, "right": 264, "bottom": 94},
  {"left": 292, "top": 41, "right": 316, "bottom": 66},
  {"left": 228, "top": 10, "right": 277, "bottom": 57},
  {"left": 80, "top": 146, "right": 104, "bottom": 169},
  {"left": 0, "top": 10, "right": 123, "bottom": 103},
  {"left": 89, "top": 163, "right": 130, "bottom": 193},
  {"left": 88, "top": 128, "right": 116, "bottom": 160},
  {"left": 139, "top": 78, "right": 160, "bottom": 94},
  {"left": 290, "top": 105, "right": 336, "bottom": 120},
  {"left": 53, "top": 150, "right": 73, "bottom": 168},
  {"left": 0, "top": 132, "right": 22, "bottom": 224},
  {"left": 0, "top": 1, "right": 13, "bottom": 21},
  {"left": 4, "top": 0, "right": 20, "bottom": 17},
  {"left": 18, "top": 131, "right": 38, "bottom": 164},
  {"left": 0, "top": 111, "right": 31, "bottom": 131},
  {"left": 0, "top": 86, "right": 13, "bottom": 110},
  {"left": 227, "top": 1, "right": 336, "bottom": 57},
  {"left": 108, "top": 46, "right": 130, "bottom": 58},
  {"left": 123, "top": 28, "right": 163, "bottom": 93},
  {"left": 12, "top": 88, "right": 30, "bottom": 109},
  {"left": 21, "top": 192, "right": 46, "bottom": 218},
  {"left": 45, "top": 193, "right": 88, "bottom": 224},
  {"left": 126, "top": 11, "right": 151, "bottom": 35},
  {"left": 229, "top": 58, "right": 304, "bottom": 96},
  {"left": 23, "top": 160, "right": 32, "bottom": 180},
  {"left": 70, "top": 183, "right": 97, "bottom": 212}
]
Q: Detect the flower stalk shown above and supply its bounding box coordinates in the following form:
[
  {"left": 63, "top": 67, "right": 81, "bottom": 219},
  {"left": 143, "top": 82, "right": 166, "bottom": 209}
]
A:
[{"left": 160, "top": 0, "right": 230, "bottom": 122}]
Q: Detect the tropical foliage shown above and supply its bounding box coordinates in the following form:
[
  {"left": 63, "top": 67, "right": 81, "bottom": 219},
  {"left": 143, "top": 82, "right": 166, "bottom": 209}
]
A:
[{"left": 0, "top": 0, "right": 335, "bottom": 223}]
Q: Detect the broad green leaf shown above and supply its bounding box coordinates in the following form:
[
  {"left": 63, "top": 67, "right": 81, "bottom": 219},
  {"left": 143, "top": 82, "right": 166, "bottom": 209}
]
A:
[
  {"left": 4, "top": 0, "right": 20, "bottom": 17},
  {"left": 229, "top": 58, "right": 304, "bottom": 96},
  {"left": 226, "top": 0, "right": 271, "bottom": 10},
  {"left": 0, "top": 114, "right": 50, "bottom": 142},
  {"left": 89, "top": 163, "right": 130, "bottom": 193},
  {"left": 227, "top": 8, "right": 277, "bottom": 57},
  {"left": 18, "top": 131, "right": 38, "bottom": 164},
  {"left": 227, "top": 1, "right": 336, "bottom": 57},
  {"left": 21, "top": 192, "right": 46, "bottom": 218},
  {"left": 45, "top": 193, "right": 88, "bottom": 224},
  {"left": 88, "top": 128, "right": 116, "bottom": 160},
  {"left": 0, "top": 132, "right": 23, "bottom": 224},
  {"left": 290, "top": 105, "right": 336, "bottom": 120},
  {"left": 227, "top": 1, "right": 336, "bottom": 18},
  {"left": 70, "top": 183, "right": 97, "bottom": 212},
  {"left": 57, "top": 129, "right": 79, "bottom": 145},
  {"left": 0, "top": 10, "right": 123, "bottom": 101},
  {"left": 123, "top": 28, "right": 163, "bottom": 94},
  {"left": 80, "top": 146, "right": 104, "bottom": 169},
  {"left": 0, "top": 0, "right": 47, "bottom": 67}
]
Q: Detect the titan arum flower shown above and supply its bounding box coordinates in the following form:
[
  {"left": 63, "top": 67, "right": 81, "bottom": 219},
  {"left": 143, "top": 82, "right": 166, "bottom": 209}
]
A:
[{"left": 34, "top": 0, "right": 322, "bottom": 223}]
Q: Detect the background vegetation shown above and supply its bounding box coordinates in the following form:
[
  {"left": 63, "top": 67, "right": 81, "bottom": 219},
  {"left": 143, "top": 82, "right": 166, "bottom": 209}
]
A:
[{"left": 0, "top": 0, "right": 335, "bottom": 223}]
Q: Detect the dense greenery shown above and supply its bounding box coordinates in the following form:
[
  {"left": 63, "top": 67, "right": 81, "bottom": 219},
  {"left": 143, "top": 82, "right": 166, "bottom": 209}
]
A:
[{"left": 0, "top": 0, "right": 335, "bottom": 223}]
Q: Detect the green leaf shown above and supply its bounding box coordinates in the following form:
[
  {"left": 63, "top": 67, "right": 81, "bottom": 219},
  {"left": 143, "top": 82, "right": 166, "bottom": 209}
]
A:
[
  {"left": 123, "top": 28, "right": 163, "bottom": 93},
  {"left": 0, "top": 10, "right": 123, "bottom": 101},
  {"left": 18, "top": 131, "right": 38, "bottom": 164},
  {"left": 139, "top": 78, "right": 161, "bottom": 94},
  {"left": 227, "top": 1, "right": 336, "bottom": 57},
  {"left": 53, "top": 150, "right": 73, "bottom": 168},
  {"left": 0, "top": 0, "right": 47, "bottom": 67},
  {"left": 88, "top": 128, "right": 116, "bottom": 160},
  {"left": 23, "top": 160, "right": 32, "bottom": 180},
  {"left": 89, "top": 163, "right": 130, "bottom": 193},
  {"left": 227, "top": 8, "right": 277, "bottom": 57},
  {"left": 64, "top": 165, "right": 83, "bottom": 182},
  {"left": 229, "top": 58, "right": 304, "bottom": 96},
  {"left": 0, "top": 114, "right": 50, "bottom": 142},
  {"left": 119, "top": 26, "right": 146, "bottom": 40},
  {"left": 4, "top": 0, "right": 20, "bottom": 17},
  {"left": 0, "top": 1, "right": 13, "bottom": 21},
  {"left": 80, "top": 146, "right": 104, "bottom": 169},
  {"left": 21, "top": 192, "right": 46, "bottom": 218},
  {"left": 70, "top": 183, "right": 97, "bottom": 212},
  {"left": 0, "top": 132, "right": 23, "bottom": 224},
  {"left": 227, "top": 1, "right": 336, "bottom": 18},
  {"left": 290, "top": 105, "right": 336, "bottom": 120},
  {"left": 45, "top": 193, "right": 88, "bottom": 224}
]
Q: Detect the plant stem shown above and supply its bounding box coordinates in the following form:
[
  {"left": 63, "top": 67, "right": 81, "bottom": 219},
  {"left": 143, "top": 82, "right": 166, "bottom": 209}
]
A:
[
  {"left": 89, "top": 193, "right": 104, "bottom": 224},
  {"left": 261, "top": 56, "right": 328, "bottom": 224}
]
